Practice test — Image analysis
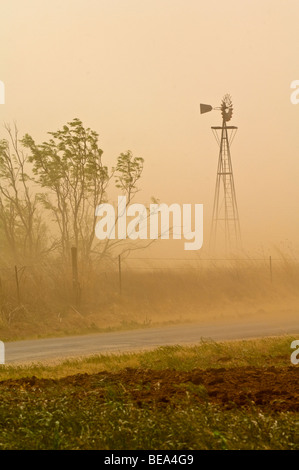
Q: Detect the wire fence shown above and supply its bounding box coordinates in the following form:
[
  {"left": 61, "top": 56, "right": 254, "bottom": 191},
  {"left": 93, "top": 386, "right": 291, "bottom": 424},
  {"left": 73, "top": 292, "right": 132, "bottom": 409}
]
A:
[
  {"left": 0, "top": 254, "right": 296, "bottom": 279},
  {"left": 0, "top": 250, "right": 297, "bottom": 327},
  {"left": 0, "top": 253, "right": 297, "bottom": 310},
  {"left": 120, "top": 255, "right": 295, "bottom": 272}
]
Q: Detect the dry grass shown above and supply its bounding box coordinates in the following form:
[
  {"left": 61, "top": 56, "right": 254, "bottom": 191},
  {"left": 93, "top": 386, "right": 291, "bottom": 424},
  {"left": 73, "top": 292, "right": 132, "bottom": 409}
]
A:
[
  {"left": 0, "top": 256, "right": 298, "bottom": 341},
  {"left": 0, "top": 335, "right": 296, "bottom": 381}
]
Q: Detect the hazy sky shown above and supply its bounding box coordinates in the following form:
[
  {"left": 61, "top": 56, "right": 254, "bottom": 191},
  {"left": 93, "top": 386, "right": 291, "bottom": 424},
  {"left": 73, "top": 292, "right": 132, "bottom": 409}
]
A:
[{"left": 1, "top": 0, "right": 299, "bottom": 257}]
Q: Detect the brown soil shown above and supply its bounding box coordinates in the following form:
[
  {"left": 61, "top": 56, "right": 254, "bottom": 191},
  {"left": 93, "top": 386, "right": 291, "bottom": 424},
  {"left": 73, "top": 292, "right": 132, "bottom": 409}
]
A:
[{"left": 2, "top": 366, "right": 299, "bottom": 412}]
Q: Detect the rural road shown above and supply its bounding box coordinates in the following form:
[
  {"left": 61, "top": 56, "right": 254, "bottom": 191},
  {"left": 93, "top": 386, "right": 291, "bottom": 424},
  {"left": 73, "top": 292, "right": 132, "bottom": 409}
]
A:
[{"left": 4, "top": 314, "right": 299, "bottom": 364}]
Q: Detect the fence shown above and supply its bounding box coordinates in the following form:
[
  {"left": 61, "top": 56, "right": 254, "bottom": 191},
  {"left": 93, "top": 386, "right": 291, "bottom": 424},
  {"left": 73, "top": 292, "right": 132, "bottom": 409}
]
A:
[
  {"left": 0, "top": 247, "right": 297, "bottom": 330},
  {"left": 0, "top": 251, "right": 296, "bottom": 309}
]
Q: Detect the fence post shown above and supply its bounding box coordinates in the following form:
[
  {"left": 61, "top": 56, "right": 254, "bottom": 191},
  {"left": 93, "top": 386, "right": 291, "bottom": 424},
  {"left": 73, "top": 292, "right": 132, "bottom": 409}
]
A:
[
  {"left": 14, "top": 265, "right": 21, "bottom": 304},
  {"left": 71, "top": 247, "right": 80, "bottom": 306},
  {"left": 118, "top": 254, "right": 122, "bottom": 295}
]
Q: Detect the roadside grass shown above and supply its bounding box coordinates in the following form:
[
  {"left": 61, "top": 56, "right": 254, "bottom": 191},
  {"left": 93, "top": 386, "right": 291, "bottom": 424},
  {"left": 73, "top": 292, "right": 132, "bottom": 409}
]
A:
[{"left": 0, "top": 335, "right": 296, "bottom": 380}]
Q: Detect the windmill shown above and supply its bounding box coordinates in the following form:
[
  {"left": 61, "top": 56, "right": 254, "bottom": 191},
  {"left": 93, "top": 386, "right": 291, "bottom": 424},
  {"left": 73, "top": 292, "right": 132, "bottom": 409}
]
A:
[{"left": 200, "top": 94, "right": 241, "bottom": 254}]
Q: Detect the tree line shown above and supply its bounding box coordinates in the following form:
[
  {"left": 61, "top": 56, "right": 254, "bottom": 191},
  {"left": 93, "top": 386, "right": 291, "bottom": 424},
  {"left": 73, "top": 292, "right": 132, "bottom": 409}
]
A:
[{"left": 0, "top": 118, "right": 145, "bottom": 265}]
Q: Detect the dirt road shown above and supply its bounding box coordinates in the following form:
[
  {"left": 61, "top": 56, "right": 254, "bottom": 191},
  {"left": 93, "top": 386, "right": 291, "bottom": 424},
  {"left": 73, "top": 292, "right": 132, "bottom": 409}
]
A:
[{"left": 4, "top": 314, "right": 299, "bottom": 364}]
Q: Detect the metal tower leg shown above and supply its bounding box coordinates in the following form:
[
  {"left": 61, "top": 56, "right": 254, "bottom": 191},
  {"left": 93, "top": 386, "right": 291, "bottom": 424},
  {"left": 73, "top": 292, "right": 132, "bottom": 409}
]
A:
[{"left": 210, "top": 120, "right": 241, "bottom": 254}]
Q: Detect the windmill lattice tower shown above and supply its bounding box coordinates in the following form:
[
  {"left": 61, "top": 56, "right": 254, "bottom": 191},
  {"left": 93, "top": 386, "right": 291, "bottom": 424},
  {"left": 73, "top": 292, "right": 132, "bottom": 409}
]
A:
[{"left": 200, "top": 94, "right": 241, "bottom": 254}]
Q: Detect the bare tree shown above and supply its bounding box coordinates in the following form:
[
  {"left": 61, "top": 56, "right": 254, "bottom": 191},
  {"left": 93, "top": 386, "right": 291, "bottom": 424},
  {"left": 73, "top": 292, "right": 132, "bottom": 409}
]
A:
[{"left": 0, "top": 124, "right": 48, "bottom": 263}]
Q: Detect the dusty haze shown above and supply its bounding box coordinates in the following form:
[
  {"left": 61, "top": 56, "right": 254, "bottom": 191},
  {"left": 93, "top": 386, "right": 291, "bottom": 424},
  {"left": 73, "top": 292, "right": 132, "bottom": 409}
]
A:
[{"left": 1, "top": 0, "right": 299, "bottom": 258}]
